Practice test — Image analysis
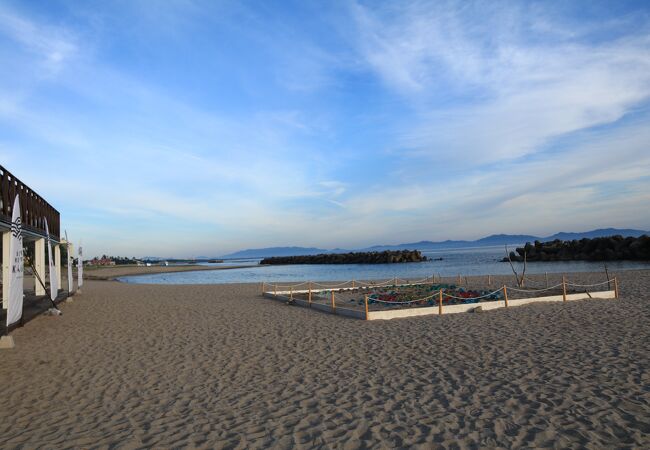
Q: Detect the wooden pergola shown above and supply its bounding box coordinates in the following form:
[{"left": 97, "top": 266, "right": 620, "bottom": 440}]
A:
[{"left": 0, "top": 165, "right": 60, "bottom": 242}]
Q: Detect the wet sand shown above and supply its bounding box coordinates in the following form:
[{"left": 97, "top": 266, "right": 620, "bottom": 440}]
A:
[{"left": 0, "top": 270, "right": 649, "bottom": 448}]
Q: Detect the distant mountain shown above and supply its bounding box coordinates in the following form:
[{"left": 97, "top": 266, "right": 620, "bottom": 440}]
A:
[
  {"left": 544, "top": 228, "right": 648, "bottom": 241},
  {"left": 219, "top": 228, "right": 648, "bottom": 258},
  {"left": 221, "top": 246, "right": 331, "bottom": 259},
  {"left": 476, "top": 234, "right": 540, "bottom": 245}
]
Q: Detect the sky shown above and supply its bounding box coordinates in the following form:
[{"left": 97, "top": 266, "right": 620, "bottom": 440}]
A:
[{"left": 1, "top": 0, "right": 649, "bottom": 257}]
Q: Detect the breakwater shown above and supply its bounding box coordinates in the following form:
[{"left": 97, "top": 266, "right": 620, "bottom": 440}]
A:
[
  {"left": 504, "top": 235, "right": 650, "bottom": 262},
  {"left": 260, "top": 250, "right": 428, "bottom": 265}
]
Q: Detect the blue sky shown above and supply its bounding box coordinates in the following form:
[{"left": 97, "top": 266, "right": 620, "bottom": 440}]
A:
[{"left": 1, "top": 0, "right": 649, "bottom": 257}]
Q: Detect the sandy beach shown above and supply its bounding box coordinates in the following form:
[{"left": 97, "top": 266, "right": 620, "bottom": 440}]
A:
[
  {"left": 83, "top": 264, "right": 259, "bottom": 280},
  {"left": 1, "top": 269, "right": 649, "bottom": 448}
]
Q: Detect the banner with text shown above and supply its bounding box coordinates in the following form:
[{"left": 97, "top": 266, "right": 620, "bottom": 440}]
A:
[{"left": 7, "top": 195, "right": 24, "bottom": 327}]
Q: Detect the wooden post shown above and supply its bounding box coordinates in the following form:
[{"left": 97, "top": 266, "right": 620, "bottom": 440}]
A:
[
  {"left": 503, "top": 285, "right": 508, "bottom": 307},
  {"left": 457, "top": 274, "right": 461, "bottom": 285},
  {"left": 364, "top": 295, "right": 369, "bottom": 320},
  {"left": 614, "top": 277, "right": 619, "bottom": 299},
  {"left": 393, "top": 276, "right": 397, "bottom": 285},
  {"left": 438, "top": 290, "right": 443, "bottom": 315},
  {"left": 274, "top": 284, "right": 277, "bottom": 296},
  {"left": 465, "top": 276, "right": 469, "bottom": 287},
  {"left": 331, "top": 290, "right": 336, "bottom": 313},
  {"left": 488, "top": 274, "right": 491, "bottom": 287},
  {"left": 562, "top": 276, "right": 567, "bottom": 302},
  {"left": 352, "top": 280, "right": 356, "bottom": 289},
  {"left": 545, "top": 272, "right": 549, "bottom": 288},
  {"left": 308, "top": 287, "right": 312, "bottom": 306},
  {"left": 290, "top": 286, "right": 293, "bottom": 301},
  {"left": 261, "top": 282, "right": 265, "bottom": 294}
]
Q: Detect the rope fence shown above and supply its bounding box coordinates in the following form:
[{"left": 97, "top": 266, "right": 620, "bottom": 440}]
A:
[{"left": 262, "top": 274, "right": 619, "bottom": 320}]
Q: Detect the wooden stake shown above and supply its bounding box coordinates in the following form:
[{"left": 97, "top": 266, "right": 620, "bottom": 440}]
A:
[
  {"left": 308, "top": 287, "right": 312, "bottom": 306},
  {"left": 274, "top": 284, "right": 277, "bottom": 296},
  {"left": 503, "top": 285, "right": 508, "bottom": 307},
  {"left": 458, "top": 274, "right": 461, "bottom": 285},
  {"left": 488, "top": 274, "right": 491, "bottom": 287},
  {"left": 261, "top": 282, "right": 265, "bottom": 294},
  {"left": 614, "top": 277, "right": 619, "bottom": 299},
  {"left": 562, "top": 276, "right": 567, "bottom": 302},
  {"left": 352, "top": 280, "right": 356, "bottom": 289},
  {"left": 545, "top": 272, "right": 549, "bottom": 288},
  {"left": 290, "top": 286, "right": 293, "bottom": 301},
  {"left": 364, "top": 295, "right": 369, "bottom": 320},
  {"left": 438, "top": 290, "right": 443, "bottom": 315},
  {"left": 331, "top": 291, "right": 336, "bottom": 313}
]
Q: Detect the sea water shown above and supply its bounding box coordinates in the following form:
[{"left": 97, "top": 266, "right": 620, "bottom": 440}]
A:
[{"left": 118, "top": 246, "right": 650, "bottom": 285}]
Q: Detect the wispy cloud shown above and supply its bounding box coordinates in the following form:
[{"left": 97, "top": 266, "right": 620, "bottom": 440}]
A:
[
  {"left": 1, "top": 1, "right": 649, "bottom": 256},
  {"left": 0, "top": 7, "right": 77, "bottom": 72}
]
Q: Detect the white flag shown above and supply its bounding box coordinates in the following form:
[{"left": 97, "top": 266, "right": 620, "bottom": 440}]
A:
[
  {"left": 78, "top": 243, "right": 83, "bottom": 288},
  {"left": 7, "top": 195, "right": 24, "bottom": 326},
  {"left": 45, "top": 219, "right": 58, "bottom": 300}
]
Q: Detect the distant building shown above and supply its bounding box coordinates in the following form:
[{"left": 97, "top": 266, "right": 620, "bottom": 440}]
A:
[{"left": 89, "top": 257, "right": 116, "bottom": 266}]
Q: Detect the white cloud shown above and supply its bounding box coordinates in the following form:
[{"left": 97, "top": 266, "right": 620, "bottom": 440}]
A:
[
  {"left": 0, "top": 8, "right": 77, "bottom": 72},
  {"left": 353, "top": 1, "right": 650, "bottom": 165}
]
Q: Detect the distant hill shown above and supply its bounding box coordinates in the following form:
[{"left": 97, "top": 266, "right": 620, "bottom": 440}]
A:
[
  {"left": 219, "top": 228, "right": 648, "bottom": 258},
  {"left": 221, "top": 246, "right": 331, "bottom": 259},
  {"left": 544, "top": 228, "right": 648, "bottom": 241}
]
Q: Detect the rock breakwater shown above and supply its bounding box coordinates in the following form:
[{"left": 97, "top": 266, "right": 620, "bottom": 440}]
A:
[
  {"left": 503, "top": 235, "right": 650, "bottom": 262},
  {"left": 261, "top": 250, "right": 428, "bottom": 265}
]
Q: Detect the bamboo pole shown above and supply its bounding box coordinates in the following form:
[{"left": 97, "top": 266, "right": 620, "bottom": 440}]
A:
[
  {"left": 614, "top": 277, "right": 619, "bottom": 299},
  {"left": 562, "top": 276, "right": 567, "bottom": 302},
  {"left": 331, "top": 290, "right": 336, "bottom": 313},
  {"left": 364, "top": 295, "right": 369, "bottom": 320},
  {"left": 503, "top": 285, "right": 508, "bottom": 307},
  {"left": 438, "top": 290, "right": 443, "bottom": 315}
]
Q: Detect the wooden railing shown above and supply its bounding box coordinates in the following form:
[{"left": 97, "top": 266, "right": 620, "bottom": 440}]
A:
[{"left": 0, "top": 165, "right": 60, "bottom": 240}]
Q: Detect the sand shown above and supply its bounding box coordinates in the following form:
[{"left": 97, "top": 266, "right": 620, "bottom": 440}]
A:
[
  {"left": 1, "top": 270, "right": 649, "bottom": 448},
  {"left": 83, "top": 264, "right": 258, "bottom": 280}
]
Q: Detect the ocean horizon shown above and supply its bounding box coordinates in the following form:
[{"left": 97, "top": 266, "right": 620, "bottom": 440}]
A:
[{"left": 118, "top": 246, "right": 650, "bottom": 285}]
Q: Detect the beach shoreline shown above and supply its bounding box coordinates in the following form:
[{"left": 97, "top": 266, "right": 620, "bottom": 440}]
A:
[
  {"left": 82, "top": 264, "right": 261, "bottom": 281},
  {"left": 1, "top": 269, "right": 648, "bottom": 448}
]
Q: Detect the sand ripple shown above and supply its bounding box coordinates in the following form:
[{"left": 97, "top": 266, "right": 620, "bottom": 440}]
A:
[{"left": 1, "top": 270, "right": 649, "bottom": 448}]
